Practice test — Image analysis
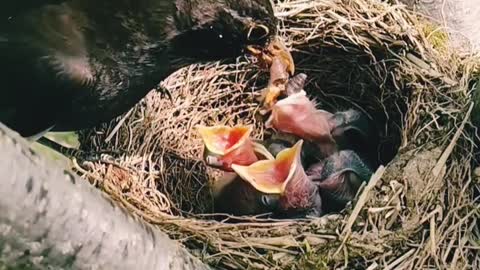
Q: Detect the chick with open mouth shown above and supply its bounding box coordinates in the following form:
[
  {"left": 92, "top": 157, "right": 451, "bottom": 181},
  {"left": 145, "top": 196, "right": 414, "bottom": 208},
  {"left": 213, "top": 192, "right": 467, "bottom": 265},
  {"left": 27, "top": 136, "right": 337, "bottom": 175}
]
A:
[
  {"left": 197, "top": 124, "right": 282, "bottom": 216},
  {"left": 232, "top": 140, "right": 323, "bottom": 217},
  {"left": 197, "top": 124, "right": 274, "bottom": 172}
]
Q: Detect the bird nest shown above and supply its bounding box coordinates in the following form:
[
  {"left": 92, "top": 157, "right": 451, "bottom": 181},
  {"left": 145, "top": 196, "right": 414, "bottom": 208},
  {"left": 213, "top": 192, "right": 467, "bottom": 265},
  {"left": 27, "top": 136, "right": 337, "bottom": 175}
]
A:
[{"left": 73, "top": 0, "right": 479, "bottom": 268}]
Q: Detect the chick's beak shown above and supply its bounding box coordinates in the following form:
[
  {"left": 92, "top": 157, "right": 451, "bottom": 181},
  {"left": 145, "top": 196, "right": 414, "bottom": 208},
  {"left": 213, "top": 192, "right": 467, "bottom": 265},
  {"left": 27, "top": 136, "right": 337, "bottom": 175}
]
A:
[
  {"left": 231, "top": 140, "right": 304, "bottom": 194},
  {"left": 197, "top": 125, "right": 274, "bottom": 171},
  {"left": 197, "top": 125, "right": 252, "bottom": 156},
  {"left": 265, "top": 91, "right": 312, "bottom": 129},
  {"left": 197, "top": 125, "right": 252, "bottom": 169},
  {"left": 252, "top": 142, "right": 275, "bottom": 160}
]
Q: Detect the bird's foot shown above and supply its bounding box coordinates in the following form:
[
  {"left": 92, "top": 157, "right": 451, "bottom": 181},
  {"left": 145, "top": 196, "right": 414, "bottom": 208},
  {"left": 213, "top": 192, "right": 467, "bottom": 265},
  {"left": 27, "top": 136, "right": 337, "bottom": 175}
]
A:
[
  {"left": 78, "top": 150, "right": 125, "bottom": 163},
  {"left": 37, "top": 136, "right": 124, "bottom": 162}
]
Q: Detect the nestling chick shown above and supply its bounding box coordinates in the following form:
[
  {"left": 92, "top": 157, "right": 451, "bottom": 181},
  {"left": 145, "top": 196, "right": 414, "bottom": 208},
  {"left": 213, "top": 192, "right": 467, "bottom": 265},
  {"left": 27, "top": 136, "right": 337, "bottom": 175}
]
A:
[
  {"left": 197, "top": 124, "right": 280, "bottom": 216},
  {"left": 329, "top": 109, "right": 379, "bottom": 165},
  {"left": 307, "top": 150, "right": 373, "bottom": 213},
  {"left": 266, "top": 90, "right": 378, "bottom": 160},
  {"left": 232, "top": 140, "right": 323, "bottom": 217},
  {"left": 212, "top": 172, "right": 280, "bottom": 216}
]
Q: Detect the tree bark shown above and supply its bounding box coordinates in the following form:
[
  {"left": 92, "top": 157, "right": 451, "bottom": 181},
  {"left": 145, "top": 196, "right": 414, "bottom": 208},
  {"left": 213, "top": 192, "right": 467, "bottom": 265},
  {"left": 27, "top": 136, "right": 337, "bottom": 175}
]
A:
[{"left": 0, "top": 123, "right": 210, "bottom": 270}]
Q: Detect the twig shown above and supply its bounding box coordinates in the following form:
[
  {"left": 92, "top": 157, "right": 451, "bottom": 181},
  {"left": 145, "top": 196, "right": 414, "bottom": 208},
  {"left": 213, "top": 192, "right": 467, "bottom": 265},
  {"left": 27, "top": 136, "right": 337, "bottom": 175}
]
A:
[
  {"left": 384, "top": 249, "right": 416, "bottom": 270},
  {"left": 334, "top": 166, "right": 386, "bottom": 258},
  {"left": 341, "top": 166, "right": 385, "bottom": 238},
  {"left": 432, "top": 102, "right": 473, "bottom": 177},
  {"left": 105, "top": 108, "right": 134, "bottom": 143}
]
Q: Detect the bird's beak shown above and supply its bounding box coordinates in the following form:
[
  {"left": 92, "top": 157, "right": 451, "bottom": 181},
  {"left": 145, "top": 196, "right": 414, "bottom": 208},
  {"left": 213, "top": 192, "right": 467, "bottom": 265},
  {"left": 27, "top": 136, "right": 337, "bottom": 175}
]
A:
[
  {"left": 285, "top": 73, "right": 308, "bottom": 96},
  {"left": 265, "top": 90, "right": 310, "bottom": 129},
  {"left": 252, "top": 141, "right": 275, "bottom": 160},
  {"left": 196, "top": 125, "right": 274, "bottom": 170},
  {"left": 246, "top": 36, "right": 295, "bottom": 75},
  {"left": 265, "top": 36, "right": 295, "bottom": 75},
  {"left": 197, "top": 125, "right": 252, "bottom": 156},
  {"left": 231, "top": 140, "right": 304, "bottom": 194}
]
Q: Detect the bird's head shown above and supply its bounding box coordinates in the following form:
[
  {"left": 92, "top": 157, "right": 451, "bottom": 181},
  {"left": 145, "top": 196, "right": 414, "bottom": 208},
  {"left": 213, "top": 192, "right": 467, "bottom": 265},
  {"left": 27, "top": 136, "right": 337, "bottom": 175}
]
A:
[
  {"left": 212, "top": 172, "right": 281, "bottom": 216},
  {"left": 197, "top": 124, "right": 274, "bottom": 171},
  {"left": 232, "top": 140, "right": 322, "bottom": 216},
  {"left": 329, "top": 109, "right": 379, "bottom": 161},
  {"left": 169, "top": 0, "right": 294, "bottom": 72},
  {"left": 265, "top": 91, "right": 335, "bottom": 144},
  {"left": 307, "top": 150, "right": 373, "bottom": 212}
]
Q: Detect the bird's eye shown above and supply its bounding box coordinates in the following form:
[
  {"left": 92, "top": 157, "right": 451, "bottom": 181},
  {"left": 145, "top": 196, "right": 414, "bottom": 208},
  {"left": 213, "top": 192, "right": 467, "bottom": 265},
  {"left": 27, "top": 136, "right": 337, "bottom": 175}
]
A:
[
  {"left": 205, "top": 156, "right": 223, "bottom": 167},
  {"left": 261, "top": 195, "right": 270, "bottom": 206},
  {"left": 260, "top": 194, "right": 278, "bottom": 208},
  {"left": 247, "top": 24, "right": 270, "bottom": 42}
]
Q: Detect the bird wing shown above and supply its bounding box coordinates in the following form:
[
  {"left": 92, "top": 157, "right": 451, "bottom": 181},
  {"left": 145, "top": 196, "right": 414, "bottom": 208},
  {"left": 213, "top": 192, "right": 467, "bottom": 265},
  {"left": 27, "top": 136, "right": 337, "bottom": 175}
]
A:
[
  {"left": 2, "top": 1, "right": 68, "bottom": 18},
  {"left": 0, "top": 4, "right": 95, "bottom": 136}
]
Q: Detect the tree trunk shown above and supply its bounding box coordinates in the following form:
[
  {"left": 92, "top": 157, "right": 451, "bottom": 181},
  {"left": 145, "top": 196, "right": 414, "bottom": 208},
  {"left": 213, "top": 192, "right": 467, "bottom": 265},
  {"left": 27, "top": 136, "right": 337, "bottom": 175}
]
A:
[{"left": 0, "top": 123, "right": 210, "bottom": 270}]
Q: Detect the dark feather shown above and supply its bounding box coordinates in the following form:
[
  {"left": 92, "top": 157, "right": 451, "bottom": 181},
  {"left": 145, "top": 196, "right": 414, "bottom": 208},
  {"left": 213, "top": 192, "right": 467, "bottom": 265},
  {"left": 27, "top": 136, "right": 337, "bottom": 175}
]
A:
[
  {"left": 0, "top": 0, "right": 277, "bottom": 137},
  {"left": 1, "top": 0, "right": 66, "bottom": 18},
  {"left": 213, "top": 174, "right": 279, "bottom": 216}
]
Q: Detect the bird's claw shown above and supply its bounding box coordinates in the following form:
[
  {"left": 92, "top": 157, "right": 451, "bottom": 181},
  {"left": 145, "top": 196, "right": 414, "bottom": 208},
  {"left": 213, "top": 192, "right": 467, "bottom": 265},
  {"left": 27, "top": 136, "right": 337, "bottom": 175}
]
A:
[{"left": 79, "top": 150, "right": 123, "bottom": 162}]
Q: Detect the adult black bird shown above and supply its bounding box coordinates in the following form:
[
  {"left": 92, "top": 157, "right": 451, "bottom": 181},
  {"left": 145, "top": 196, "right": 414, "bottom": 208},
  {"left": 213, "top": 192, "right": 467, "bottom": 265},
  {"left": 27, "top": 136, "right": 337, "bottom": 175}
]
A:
[
  {"left": 1, "top": 1, "right": 65, "bottom": 19},
  {"left": 0, "top": 0, "right": 294, "bottom": 149}
]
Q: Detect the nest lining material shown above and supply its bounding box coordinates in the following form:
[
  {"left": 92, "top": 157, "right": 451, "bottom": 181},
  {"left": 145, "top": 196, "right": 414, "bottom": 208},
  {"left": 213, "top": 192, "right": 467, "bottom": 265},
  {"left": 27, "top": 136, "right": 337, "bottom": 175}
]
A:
[{"left": 73, "top": 0, "right": 479, "bottom": 269}]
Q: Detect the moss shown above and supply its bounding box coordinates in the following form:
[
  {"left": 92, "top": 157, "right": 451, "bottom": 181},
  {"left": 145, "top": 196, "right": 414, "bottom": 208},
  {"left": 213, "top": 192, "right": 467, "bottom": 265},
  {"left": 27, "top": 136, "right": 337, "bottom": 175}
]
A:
[
  {"left": 44, "top": 132, "right": 80, "bottom": 148},
  {"left": 296, "top": 253, "right": 330, "bottom": 270},
  {"left": 31, "top": 131, "right": 79, "bottom": 166},
  {"left": 420, "top": 22, "right": 449, "bottom": 52}
]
